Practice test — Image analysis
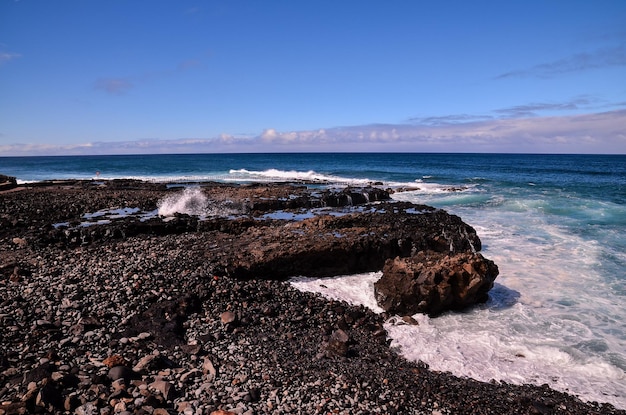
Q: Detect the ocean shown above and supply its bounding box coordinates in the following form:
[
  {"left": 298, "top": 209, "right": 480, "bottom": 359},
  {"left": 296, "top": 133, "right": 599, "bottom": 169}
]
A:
[{"left": 1, "top": 153, "right": 625, "bottom": 408}]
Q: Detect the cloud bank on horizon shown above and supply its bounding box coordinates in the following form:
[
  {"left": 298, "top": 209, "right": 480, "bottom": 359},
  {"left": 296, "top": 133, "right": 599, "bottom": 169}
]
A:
[
  {"left": 2, "top": 109, "right": 624, "bottom": 156},
  {"left": 1, "top": 1, "right": 625, "bottom": 156}
]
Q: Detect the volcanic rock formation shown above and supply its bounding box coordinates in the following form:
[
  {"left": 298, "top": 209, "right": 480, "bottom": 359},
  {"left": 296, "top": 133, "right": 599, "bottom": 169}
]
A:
[{"left": 374, "top": 251, "right": 499, "bottom": 316}]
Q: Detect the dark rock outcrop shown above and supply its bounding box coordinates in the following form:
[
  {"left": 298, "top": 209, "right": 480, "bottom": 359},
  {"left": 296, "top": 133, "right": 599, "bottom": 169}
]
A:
[
  {"left": 1, "top": 180, "right": 492, "bottom": 315},
  {"left": 248, "top": 186, "right": 390, "bottom": 211},
  {"left": 218, "top": 202, "right": 481, "bottom": 280},
  {"left": 0, "top": 174, "right": 17, "bottom": 191},
  {"left": 374, "top": 251, "right": 499, "bottom": 316}
]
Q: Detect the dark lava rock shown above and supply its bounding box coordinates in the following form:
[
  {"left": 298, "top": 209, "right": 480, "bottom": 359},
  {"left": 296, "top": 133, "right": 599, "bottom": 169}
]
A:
[
  {"left": 322, "top": 329, "right": 350, "bottom": 358},
  {"left": 374, "top": 251, "right": 499, "bottom": 316},
  {"left": 0, "top": 174, "right": 17, "bottom": 191},
  {"left": 222, "top": 202, "right": 481, "bottom": 280},
  {"left": 108, "top": 366, "right": 139, "bottom": 383},
  {"left": 122, "top": 295, "right": 202, "bottom": 347}
]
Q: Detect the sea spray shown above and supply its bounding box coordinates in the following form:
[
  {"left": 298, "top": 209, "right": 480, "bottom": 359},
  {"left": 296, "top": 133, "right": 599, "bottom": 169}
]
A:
[
  {"left": 158, "top": 187, "right": 208, "bottom": 217},
  {"left": 157, "top": 187, "right": 245, "bottom": 218}
]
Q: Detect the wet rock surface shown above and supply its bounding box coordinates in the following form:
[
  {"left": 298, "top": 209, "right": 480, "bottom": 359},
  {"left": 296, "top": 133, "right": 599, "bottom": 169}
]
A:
[{"left": 1, "top": 180, "right": 624, "bottom": 414}]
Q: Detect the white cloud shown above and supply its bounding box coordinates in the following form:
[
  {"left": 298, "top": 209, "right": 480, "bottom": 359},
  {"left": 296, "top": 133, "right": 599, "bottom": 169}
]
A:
[
  {"left": 261, "top": 128, "right": 331, "bottom": 144},
  {"left": 0, "top": 142, "right": 94, "bottom": 154},
  {"left": 260, "top": 128, "right": 278, "bottom": 141},
  {"left": 2, "top": 110, "right": 625, "bottom": 156},
  {"left": 255, "top": 110, "right": 626, "bottom": 153}
]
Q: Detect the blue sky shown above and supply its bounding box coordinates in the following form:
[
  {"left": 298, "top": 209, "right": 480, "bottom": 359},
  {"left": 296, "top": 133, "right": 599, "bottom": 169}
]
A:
[{"left": 1, "top": 0, "right": 625, "bottom": 155}]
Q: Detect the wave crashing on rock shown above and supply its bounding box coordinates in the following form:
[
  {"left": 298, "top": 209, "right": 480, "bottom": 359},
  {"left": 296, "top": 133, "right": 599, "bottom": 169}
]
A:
[{"left": 157, "top": 187, "right": 209, "bottom": 217}]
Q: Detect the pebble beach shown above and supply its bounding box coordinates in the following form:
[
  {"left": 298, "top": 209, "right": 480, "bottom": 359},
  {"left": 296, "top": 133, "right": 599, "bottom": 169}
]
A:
[{"left": 1, "top": 180, "right": 624, "bottom": 415}]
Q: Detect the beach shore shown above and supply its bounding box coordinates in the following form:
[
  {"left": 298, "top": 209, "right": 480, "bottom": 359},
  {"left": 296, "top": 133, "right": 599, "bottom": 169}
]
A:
[{"left": 1, "top": 180, "right": 624, "bottom": 415}]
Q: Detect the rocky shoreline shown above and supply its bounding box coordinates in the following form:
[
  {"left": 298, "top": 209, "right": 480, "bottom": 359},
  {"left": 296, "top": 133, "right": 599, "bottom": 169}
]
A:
[{"left": 1, "top": 180, "right": 624, "bottom": 415}]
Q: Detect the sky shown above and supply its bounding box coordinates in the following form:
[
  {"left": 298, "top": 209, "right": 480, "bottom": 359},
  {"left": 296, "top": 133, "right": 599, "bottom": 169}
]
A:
[{"left": 1, "top": 0, "right": 625, "bottom": 156}]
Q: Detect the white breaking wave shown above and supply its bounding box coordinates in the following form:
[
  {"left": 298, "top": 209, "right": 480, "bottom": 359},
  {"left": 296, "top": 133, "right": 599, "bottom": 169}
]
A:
[
  {"left": 225, "top": 168, "right": 478, "bottom": 194},
  {"left": 93, "top": 174, "right": 232, "bottom": 183},
  {"left": 227, "top": 168, "right": 372, "bottom": 185}
]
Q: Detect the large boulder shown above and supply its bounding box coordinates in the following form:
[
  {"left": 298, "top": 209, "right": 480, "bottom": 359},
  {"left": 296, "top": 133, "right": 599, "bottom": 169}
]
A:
[{"left": 374, "top": 251, "right": 499, "bottom": 316}]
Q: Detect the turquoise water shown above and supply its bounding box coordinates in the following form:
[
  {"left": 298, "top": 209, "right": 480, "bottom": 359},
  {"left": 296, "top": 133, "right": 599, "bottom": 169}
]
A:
[{"left": 2, "top": 153, "right": 625, "bottom": 407}]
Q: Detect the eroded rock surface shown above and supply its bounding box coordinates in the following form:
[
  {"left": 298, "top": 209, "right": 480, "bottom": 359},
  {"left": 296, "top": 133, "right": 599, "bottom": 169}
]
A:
[
  {"left": 219, "top": 202, "right": 481, "bottom": 280},
  {"left": 374, "top": 251, "right": 499, "bottom": 316}
]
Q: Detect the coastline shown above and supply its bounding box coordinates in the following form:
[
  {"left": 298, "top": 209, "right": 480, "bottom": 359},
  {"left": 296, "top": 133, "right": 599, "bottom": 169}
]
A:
[{"left": 1, "top": 180, "right": 624, "bottom": 414}]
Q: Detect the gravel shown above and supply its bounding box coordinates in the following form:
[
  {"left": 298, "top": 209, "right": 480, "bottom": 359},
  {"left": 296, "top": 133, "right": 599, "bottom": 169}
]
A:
[{"left": 1, "top": 183, "right": 624, "bottom": 415}]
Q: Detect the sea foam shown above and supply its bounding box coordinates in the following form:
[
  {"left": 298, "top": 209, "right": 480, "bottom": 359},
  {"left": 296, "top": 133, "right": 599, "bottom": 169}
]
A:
[
  {"left": 227, "top": 168, "right": 373, "bottom": 186},
  {"left": 291, "top": 186, "right": 626, "bottom": 409},
  {"left": 291, "top": 268, "right": 626, "bottom": 409}
]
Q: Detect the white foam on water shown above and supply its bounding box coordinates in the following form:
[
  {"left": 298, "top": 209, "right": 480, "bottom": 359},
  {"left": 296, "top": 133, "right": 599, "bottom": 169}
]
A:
[
  {"left": 83, "top": 207, "right": 140, "bottom": 219},
  {"left": 383, "top": 179, "right": 479, "bottom": 194},
  {"left": 260, "top": 211, "right": 317, "bottom": 221},
  {"left": 224, "top": 168, "right": 467, "bottom": 191},
  {"left": 291, "top": 189, "right": 626, "bottom": 409},
  {"left": 291, "top": 273, "right": 384, "bottom": 313},
  {"left": 95, "top": 174, "right": 233, "bottom": 183},
  {"left": 94, "top": 169, "right": 393, "bottom": 188},
  {"left": 227, "top": 168, "right": 374, "bottom": 186},
  {"left": 292, "top": 269, "right": 625, "bottom": 408}
]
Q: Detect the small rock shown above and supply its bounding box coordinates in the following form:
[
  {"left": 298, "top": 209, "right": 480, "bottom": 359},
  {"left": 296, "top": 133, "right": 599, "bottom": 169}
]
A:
[
  {"left": 137, "top": 331, "right": 152, "bottom": 340},
  {"left": 103, "top": 355, "right": 127, "bottom": 368},
  {"left": 220, "top": 311, "right": 236, "bottom": 325},
  {"left": 50, "top": 372, "right": 64, "bottom": 382},
  {"left": 75, "top": 402, "right": 97, "bottom": 415},
  {"left": 248, "top": 387, "right": 261, "bottom": 402},
  {"left": 180, "top": 343, "right": 202, "bottom": 355},
  {"left": 180, "top": 369, "right": 201, "bottom": 383},
  {"left": 111, "top": 378, "right": 126, "bottom": 391},
  {"left": 177, "top": 401, "right": 192, "bottom": 413},
  {"left": 11, "top": 237, "right": 27, "bottom": 247},
  {"left": 64, "top": 394, "right": 81, "bottom": 411},
  {"left": 108, "top": 366, "right": 136, "bottom": 382},
  {"left": 202, "top": 357, "right": 217, "bottom": 380},
  {"left": 402, "top": 315, "right": 419, "bottom": 325},
  {"left": 324, "top": 329, "right": 350, "bottom": 357},
  {"left": 21, "top": 388, "right": 38, "bottom": 403},
  {"left": 133, "top": 354, "right": 156, "bottom": 372},
  {"left": 149, "top": 379, "right": 176, "bottom": 401},
  {"left": 113, "top": 400, "right": 126, "bottom": 412}
]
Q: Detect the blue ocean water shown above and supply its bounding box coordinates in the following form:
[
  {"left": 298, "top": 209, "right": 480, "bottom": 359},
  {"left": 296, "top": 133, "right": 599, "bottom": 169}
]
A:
[{"left": 2, "top": 153, "right": 625, "bottom": 407}]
